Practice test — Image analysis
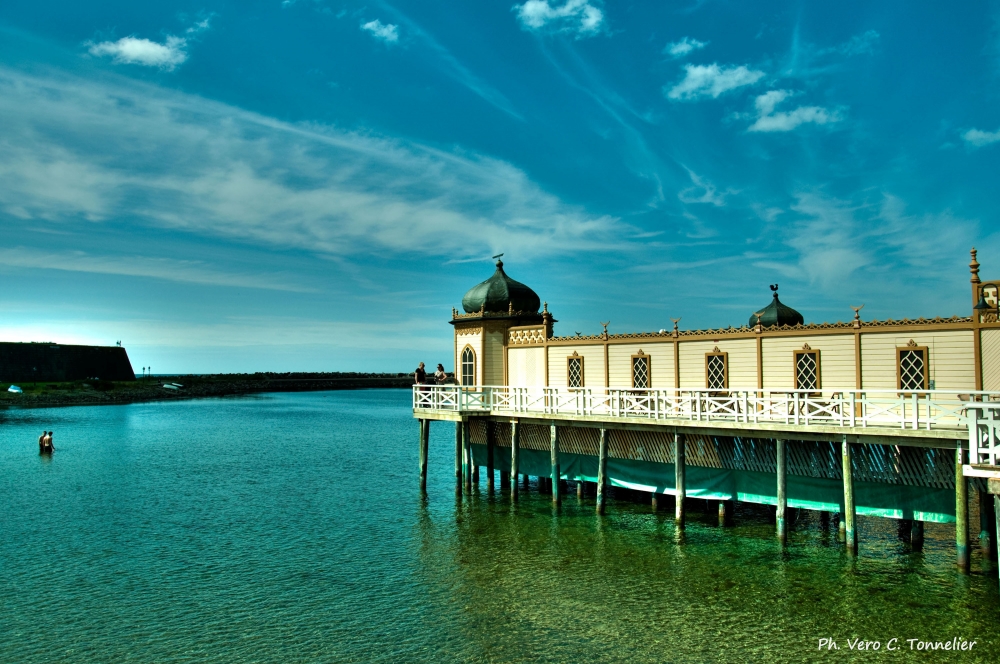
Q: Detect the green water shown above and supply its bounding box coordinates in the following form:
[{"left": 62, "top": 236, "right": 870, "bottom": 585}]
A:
[{"left": 1, "top": 390, "right": 997, "bottom": 662}]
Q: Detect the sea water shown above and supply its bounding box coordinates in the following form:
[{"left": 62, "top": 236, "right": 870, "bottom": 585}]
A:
[{"left": 1, "top": 390, "right": 997, "bottom": 662}]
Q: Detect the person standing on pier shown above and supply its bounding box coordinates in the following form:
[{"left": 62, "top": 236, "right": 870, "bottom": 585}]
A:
[
  {"left": 434, "top": 364, "right": 447, "bottom": 384},
  {"left": 414, "top": 362, "right": 427, "bottom": 385}
]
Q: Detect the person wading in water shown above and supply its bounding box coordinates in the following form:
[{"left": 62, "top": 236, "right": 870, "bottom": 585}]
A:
[{"left": 39, "top": 431, "right": 54, "bottom": 454}]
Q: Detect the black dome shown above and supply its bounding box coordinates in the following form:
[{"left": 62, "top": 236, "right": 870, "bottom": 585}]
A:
[
  {"left": 749, "top": 286, "right": 804, "bottom": 328},
  {"left": 462, "top": 260, "right": 541, "bottom": 314}
]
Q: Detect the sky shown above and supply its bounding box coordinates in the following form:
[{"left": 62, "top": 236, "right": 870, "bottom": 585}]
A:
[{"left": 1, "top": 1, "right": 999, "bottom": 373}]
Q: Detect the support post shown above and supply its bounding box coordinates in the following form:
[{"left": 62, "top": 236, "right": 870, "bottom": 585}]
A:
[
  {"left": 550, "top": 424, "right": 561, "bottom": 506},
  {"left": 675, "top": 432, "right": 685, "bottom": 528},
  {"left": 651, "top": 493, "right": 660, "bottom": 511},
  {"left": 510, "top": 420, "right": 520, "bottom": 501},
  {"left": 911, "top": 520, "right": 924, "bottom": 551},
  {"left": 455, "top": 422, "right": 463, "bottom": 496},
  {"left": 956, "top": 446, "right": 969, "bottom": 571},
  {"left": 500, "top": 471, "right": 510, "bottom": 489},
  {"left": 842, "top": 436, "right": 856, "bottom": 553},
  {"left": 486, "top": 422, "right": 495, "bottom": 493},
  {"left": 419, "top": 419, "right": 429, "bottom": 492},
  {"left": 596, "top": 428, "right": 608, "bottom": 515},
  {"left": 776, "top": 439, "right": 787, "bottom": 544},
  {"left": 718, "top": 501, "right": 727, "bottom": 526},
  {"left": 981, "top": 489, "right": 997, "bottom": 559},
  {"left": 577, "top": 481, "right": 584, "bottom": 499},
  {"left": 463, "top": 420, "right": 472, "bottom": 493}
]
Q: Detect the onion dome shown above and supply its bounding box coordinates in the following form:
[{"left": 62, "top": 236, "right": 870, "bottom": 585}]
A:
[
  {"left": 462, "top": 259, "right": 541, "bottom": 314},
  {"left": 749, "top": 284, "right": 804, "bottom": 328}
]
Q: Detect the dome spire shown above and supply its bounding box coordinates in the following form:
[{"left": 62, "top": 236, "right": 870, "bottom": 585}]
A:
[{"left": 748, "top": 284, "right": 804, "bottom": 328}]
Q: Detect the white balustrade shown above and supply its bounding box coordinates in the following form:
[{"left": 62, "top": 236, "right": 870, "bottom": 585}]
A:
[
  {"left": 415, "top": 385, "right": 1000, "bottom": 434},
  {"left": 967, "top": 403, "right": 1000, "bottom": 467}
]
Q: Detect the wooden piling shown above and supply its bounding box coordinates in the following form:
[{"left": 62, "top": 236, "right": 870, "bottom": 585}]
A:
[
  {"left": 419, "top": 419, "right": 429, "bottom": 492},
  {"left": 596, "top": 428, "right": 608, "bottom": 515},
  {"left": 455, "top": 422, "right": 463, "bottom": 496},
  {"left": 486, "top": 422, "right": 494, "bottom": 493},
  {"left": 981, "top": 489, "right": 997, "bottom": 559},
  {"left": 675, "top": 432, "right": 685, "bottom": 528},
  {"left": 651, "top": 493, "right": 660, "bottom": 511},
  {"left": 956, "top": 446, "right": 969, "bottom": 571},
  {"left": 510, "top": 420, "right": 520, "bottom": 501},
  {"left": 500, "top": 471, "right": 510, "bottom": 489},
  {"left": 841, "top": 436, "right": 856, "bottom": 553},
  {"left": 577, "top": 481, "right": 584, "bottom": 499},
  {"left": 776, "top": 439, "right": 787, "bottom": 544},
  {"left": 911, "top": 520, "right": 924, "bottom": 551},
  {"left": 463, "top": 420, "right": 473, "bottom": 493},
  {"left": 550, "top": 424, "right": 561, "bottom": 506}
]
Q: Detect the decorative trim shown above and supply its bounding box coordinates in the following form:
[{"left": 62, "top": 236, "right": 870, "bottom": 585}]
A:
[
  {"left": 906, "top": 339, "right": 918, "bottom": 347},
  {"left": 896, "top": 345, "right": 929, "bottom": 391},
  {"left": 456, "top": 326, "right": 483, "bottom": 336},
  {"left": 567, "top": 353, "right": 584, "bottom": 388},
  {"left": 802, "top": 343, "right": 811, "bottom": 351},
  {"left": 631, "top": 352, "right": 651, "bottom": 389}
]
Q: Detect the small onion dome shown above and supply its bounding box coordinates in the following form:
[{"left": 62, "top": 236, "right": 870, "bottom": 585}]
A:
[
  {"left": 749, "top": 284, "right": 804, "bottom": 328},
  {"left": 462, "top": 259, "right": 541, "bottom": 314}
]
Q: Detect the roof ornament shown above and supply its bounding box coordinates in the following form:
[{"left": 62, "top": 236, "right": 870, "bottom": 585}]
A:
[
  {"left": 600, "top": 321, "right": 610, "bottom": 339},
  {"left": 970, "top": 248, "right": 980, "bottom": 285},
  {"left": 671, "top": 317, "right": 681, "bottom": 337},
  {"left": 907, "top": 339, "right": 918, "bottom": 347},
  {"left": 851, "top": 304, "right": 864, "bottom": 329},
  {"left": 492, "top": 253, "right": 504, "bottom": 260},
  {"left": 770, "top": 283, "right": 779, "bottom": 296}
]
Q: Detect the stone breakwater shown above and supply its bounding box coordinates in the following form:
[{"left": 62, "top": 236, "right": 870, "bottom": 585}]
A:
[{"left": 0, "top": 373, "right": 415, "bottom": 409}]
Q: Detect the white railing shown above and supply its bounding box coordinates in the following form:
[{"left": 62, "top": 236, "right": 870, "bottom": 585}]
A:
[
  {"left": 414, "top": 385, "right": 1000, "bottom": 433},
  {"left": 967, "top": 403, "right": 1000, "bottom": 466}
]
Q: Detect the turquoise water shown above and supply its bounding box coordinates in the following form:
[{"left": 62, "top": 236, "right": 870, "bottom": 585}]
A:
[{"left": 1, "top": 389, "right": 998, "bottom": 662}]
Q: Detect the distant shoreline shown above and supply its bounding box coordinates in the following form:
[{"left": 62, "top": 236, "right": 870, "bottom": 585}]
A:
[{"left": 0, "top": 373, "right": 417, "bottom": 410}]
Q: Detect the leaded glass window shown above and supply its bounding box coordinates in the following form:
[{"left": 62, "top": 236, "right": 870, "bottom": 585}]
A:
[
  {"left": 632, "top": 355, "right": 650, "bottom": 389},
  {"left": 898, "top": 348, "right": 927, "bottom": 391},
  {"left": 706, "top": 353, "right": 727, "bottom": 390},
  {"left": 794, "top": 351, "right": 819, "bottom": 391},
  {"left": 461, "top": 346, "right": 475, "bottom": 386},
  {"left": 568, "top": 356, "right": 583, "bottom": 388}
]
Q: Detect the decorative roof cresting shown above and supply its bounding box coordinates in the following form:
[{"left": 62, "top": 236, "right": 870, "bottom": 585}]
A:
[{"left": 461, "top": 259, "right": 541, "bottom": 315}]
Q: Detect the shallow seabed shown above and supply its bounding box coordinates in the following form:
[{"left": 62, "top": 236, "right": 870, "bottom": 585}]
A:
[{"left": 1, "top": 390, "right": 997, "bottom": 663}]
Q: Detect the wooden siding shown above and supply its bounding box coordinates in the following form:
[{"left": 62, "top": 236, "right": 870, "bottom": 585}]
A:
[
  {"left": 762, "top": 334, "right": 855, "bottom": 390},
  {"left": 608, "top": 342, "right": 675, "bottom": 388},
  {"left": 678, "top": 338, "right": 756, "bottom": 388},
  {"left": 482, "top": 331, "right": 505, "bottom": 386},
  {"left": 455, "top": 329, "right": 482, "bottom": 386},
  {"left": 982, "top": 328, "right": 1000, "bottom": 391},
  {"left": 547, "top": 344, "right": 604, "bottom": 388},
  {"left": 507, "top": 346, "right": 545, "bottom": 387},
  {"left": 860, "top": 330, "right": 975, "bottom": 390}
]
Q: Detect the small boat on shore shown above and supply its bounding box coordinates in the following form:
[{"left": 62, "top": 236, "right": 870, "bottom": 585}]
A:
[{"left": 8, "top": 385, "right": 23, "bottom": 394}]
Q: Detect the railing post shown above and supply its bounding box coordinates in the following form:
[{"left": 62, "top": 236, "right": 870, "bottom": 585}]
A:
[
  {"left": 510, "top": 420, "right": 520, "bottom": 502},
  {"left": 850, "top": 392, "right": 856, "bottom": 427},
  {"left": 776, "top": 438, "right": 787, "bottom": 544},
  {"left": 842, "top": 435, "right": 857, "bottom": 554},
  {"left": 596, "top": 428, "right": 608, "bottom": 515},
  {"left": 956, "top": 444, "right": 970, "bottom": 572},
  {"left": 912, "top": 392, "right": 918, "bottom": 430},
  {"left": 968, "top": 406, "right": 980, "bottom": 465},
  {"left": 550, "top": 424, "right": 561, "bottom": 506},
  {"left": 675, "top": 431, "right": 686, "bottom": 528}
]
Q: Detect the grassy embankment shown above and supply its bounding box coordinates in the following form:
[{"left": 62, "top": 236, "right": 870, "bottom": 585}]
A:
[{"left": 0, "top": 372, "right": 415, "bottom": 409}]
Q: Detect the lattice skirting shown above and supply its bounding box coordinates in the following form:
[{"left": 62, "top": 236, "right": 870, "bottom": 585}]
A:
[{"left": 467, "top": 418, "right": 962, "bottom": 491}]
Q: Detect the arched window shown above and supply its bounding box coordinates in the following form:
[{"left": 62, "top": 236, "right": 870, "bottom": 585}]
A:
[{"left": 461, "top": 346, "right": 476, "bottom": 386}]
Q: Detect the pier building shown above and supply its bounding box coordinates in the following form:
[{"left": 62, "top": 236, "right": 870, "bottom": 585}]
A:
[{"left": 414, "top": 251, "right": 1000, "bottom": 571}]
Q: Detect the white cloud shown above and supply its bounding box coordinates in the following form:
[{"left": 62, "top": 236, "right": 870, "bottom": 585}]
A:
[
  {"left": 678, "top": 169, "right": 729, "bottom": 207},
  {"left": 666, "top": 63, "right": 764, "bottom": 100},
  {"left": 0, "top": 67, "right": 625, "bottom": 262},
  {"left": 87, "top": 35, "right": 188, "bottom": 70},
  {"left": 747, "top": 90, "right": 842, "bottom": 132},
  {"left": 962, "top": 127, "right": 1000, "bottom": 148},
  {"left": 664, "top": 37, "right": 707, "bottom": 58},
  {"left": 828, "top": 30, "right": 880, "bottom": 57},
  {"left": 361, "top": 19, "right": 399, "bottom": 43},
  {"left": 513, "top": 0, "right": 605, "bottom": 37}
]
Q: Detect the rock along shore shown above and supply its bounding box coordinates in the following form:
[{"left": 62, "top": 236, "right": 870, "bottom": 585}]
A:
[{"left": 0, "top": 372, "right": 417, "bottom": 410}]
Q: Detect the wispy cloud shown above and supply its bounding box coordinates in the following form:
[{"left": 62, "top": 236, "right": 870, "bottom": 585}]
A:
[
  {"left": 361, "top": 19, "right": 399, "bottom": 43},
  {"left": 664, "top": 36, "right": 707, "bottom": 59},
  {"left": 87, "top": 35, "right": 188, "bottom": 70},
  {"left": 823, "top": 29, "right": 879, "bottom": 57},
  {"left": 678, "top": 169, "right": 730, "bottom": 206},
  {"left": 962, "top": 127, "right": 1000, "bottom": 148},
  {"left": 666, "top": 63, "right": 764, "bottom": 100},
  {"left": 0, "top": 248, "right": 313, "bottom": 292},
  {"left": 747, "top": 90, "right": 842, "bottom": 132},
  {"left": 513, "top": 0, "right": 605, "bottom": 37},
  {"left": 0, "top": 67, "right": 626, "bottom": 262}
]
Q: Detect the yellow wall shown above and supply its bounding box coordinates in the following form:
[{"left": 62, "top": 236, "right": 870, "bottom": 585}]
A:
[
  {"left": 860, "top": 330, "right": 975, "bottom": 390},
  {"left": 547, "top": 344, "right": 604, "bottom": 388},
  {"left": 507, "top": 347, "right": 545, "bottom": 387},
  {"left": 982, "top": 328, "right": 1000, "bottom": 391},
  {"left": 762, "top": 334, "right": 855, "bottom": 390},
  {"left": 607, "top": 342, "right": 675, "bottom": 388},
  {"left": 678, "top": 338, "right": 756, "bottom": 388}
]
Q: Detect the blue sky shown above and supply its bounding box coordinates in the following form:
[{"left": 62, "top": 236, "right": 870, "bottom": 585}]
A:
[{"left": 1, "top": 1, "right": 999, "bottom": 373}]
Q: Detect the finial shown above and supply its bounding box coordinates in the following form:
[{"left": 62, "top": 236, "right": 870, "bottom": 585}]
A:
[
  {"left": 770, "top": 283, "right": 779, "bottom": 298},
  {"left": 970, "top": 247, "right": 980, "bottom": 284},
  {"left": 543, "top": 301, "right": 549, "bottom": 314},
  {"left": 670, "top": 317, "right": 681, "bottom": 337},
  {"left": 600, "top": 321, "right": 610, "bottom": 339},
  {"left": 851, "top": 304, "right": 864, "bottom": 321},
  {"left": 508, "top": 301, "right": 514, "bottom": 315}
]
